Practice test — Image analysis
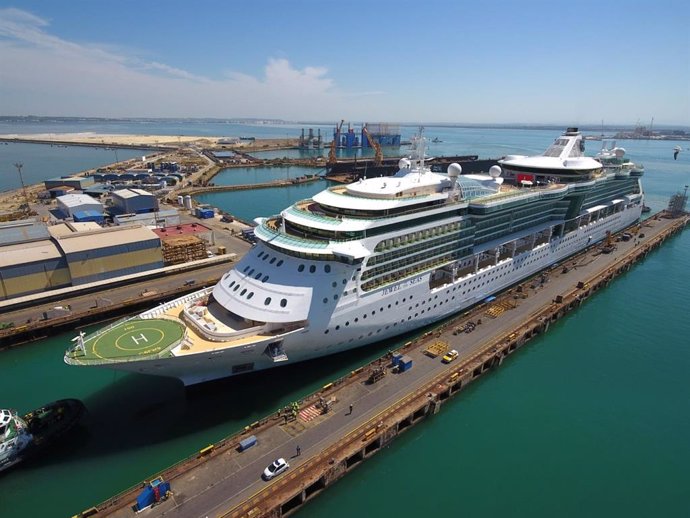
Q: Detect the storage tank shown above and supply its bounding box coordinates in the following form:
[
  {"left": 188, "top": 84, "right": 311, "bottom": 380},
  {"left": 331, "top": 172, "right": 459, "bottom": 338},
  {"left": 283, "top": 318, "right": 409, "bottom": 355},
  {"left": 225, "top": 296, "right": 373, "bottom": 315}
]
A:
[{"left": 183, "top": 195, "right": 193, "bottom": 210}]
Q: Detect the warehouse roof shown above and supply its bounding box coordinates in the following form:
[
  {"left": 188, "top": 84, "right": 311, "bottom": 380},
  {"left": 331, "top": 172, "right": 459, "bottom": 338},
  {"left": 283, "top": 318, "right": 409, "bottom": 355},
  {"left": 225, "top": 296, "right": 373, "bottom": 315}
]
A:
[
  {"left": 57, "top": 193, "right": 102, "bottom": 208},
  {"left": 152, "top": 223, "right": 212, "bottom": 239},
  {"left": 0, "top": 239, "right": 63, "bottom": 268},
  {"left": 52, "top": 225, "right": 160, "bottom": 254},
  {"left": 112, "top": 188, "right": 154, "bottom": 199},
  {"left": 0, "top": 220, "right": 51, "bottom": 246},
  {"left": 48, "top": 222, "right": 103, "bottom": 238}
]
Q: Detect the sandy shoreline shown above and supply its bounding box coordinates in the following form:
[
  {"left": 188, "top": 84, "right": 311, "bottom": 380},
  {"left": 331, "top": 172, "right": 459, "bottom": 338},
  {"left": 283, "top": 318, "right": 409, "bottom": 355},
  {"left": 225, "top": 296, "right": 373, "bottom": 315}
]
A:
[
  {"left": 0, "top": 132, "right": 298, "bottom": 149},
  {"left": 0, "top": 132, "right": 219, "bottom": 146}
]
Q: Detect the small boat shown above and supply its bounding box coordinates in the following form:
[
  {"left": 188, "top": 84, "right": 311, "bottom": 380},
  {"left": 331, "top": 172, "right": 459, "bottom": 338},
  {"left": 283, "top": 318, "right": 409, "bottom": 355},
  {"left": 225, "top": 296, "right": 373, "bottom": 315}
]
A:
[
  {"left": 641, "top": 205, "right": 651, "bottom": 213},
  {"left": 0, "top": 399, "right": 86, "bottom": 473},
  {"left": 431, "top": 137, "right": 442, "bottom": 143}
]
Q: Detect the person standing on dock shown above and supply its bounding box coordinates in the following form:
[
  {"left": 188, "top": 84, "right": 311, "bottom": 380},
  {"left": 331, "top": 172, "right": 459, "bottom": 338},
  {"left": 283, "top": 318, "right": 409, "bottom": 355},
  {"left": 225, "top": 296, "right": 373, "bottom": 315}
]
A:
[
  {"left": 296, "top": 445, "right": 301, "bottom": 456},
  {"left": 348, "top": 403, "right": 353, "bottom": 415}
]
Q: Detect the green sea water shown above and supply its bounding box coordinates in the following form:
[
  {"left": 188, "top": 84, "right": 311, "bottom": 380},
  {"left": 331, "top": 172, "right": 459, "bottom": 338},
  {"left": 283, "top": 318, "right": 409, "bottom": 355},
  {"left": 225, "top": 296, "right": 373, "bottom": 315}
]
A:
[{"left": 0, "top": 129, "right": 688, "bottom": 517}]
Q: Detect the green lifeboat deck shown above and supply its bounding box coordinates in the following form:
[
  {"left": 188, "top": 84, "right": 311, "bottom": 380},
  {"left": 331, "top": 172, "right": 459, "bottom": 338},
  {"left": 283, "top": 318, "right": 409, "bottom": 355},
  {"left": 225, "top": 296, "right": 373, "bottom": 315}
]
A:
[{"left": 68, "top": 318, "right": 185, "bottom": 363}]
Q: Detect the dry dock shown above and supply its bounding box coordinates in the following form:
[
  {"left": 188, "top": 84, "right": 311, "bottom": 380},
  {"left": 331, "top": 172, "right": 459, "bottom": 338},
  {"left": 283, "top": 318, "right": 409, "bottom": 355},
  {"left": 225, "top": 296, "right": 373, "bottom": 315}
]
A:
[{"left": 76, "top": 212, "right": 688, "bottom": 518}]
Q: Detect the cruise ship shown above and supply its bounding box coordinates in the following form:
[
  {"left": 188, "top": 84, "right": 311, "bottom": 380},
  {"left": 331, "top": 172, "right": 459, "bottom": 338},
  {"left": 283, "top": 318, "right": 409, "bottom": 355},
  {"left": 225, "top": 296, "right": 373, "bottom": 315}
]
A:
[{"left": 65, "top": 129, "right": 645, "bottom": 385}]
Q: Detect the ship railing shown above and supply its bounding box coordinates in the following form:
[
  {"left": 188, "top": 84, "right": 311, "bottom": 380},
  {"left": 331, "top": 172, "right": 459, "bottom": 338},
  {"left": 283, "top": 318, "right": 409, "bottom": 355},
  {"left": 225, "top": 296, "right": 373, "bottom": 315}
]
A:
[
  {"left": 67, "top": 315, "right": 137, "bottom": 355},
  {"left": 139, "top": 288, "right": 212, "bottom": 318}
]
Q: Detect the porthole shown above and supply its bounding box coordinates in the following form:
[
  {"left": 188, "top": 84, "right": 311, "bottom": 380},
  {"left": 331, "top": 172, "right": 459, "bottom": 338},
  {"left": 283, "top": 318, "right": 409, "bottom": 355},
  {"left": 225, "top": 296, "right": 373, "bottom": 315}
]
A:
[
  {"left": 332, "top": 281, "right": 337, "bottom": 288},
  {"left": 264, "top": 297, "right": 271, "bottom": 305},
  {"left": 233, "top": 285, "right": 240, "bottom": 291},
  {"left": 325, "top": 265, "right": 331, "bottom": 273},
  {"left": 280, "top": 299, "right": 287, "bottom": 308},
  {"left": 228, "top": 280, "right": 235, "bottom": 288},
  {"left": 309, "top": 265, "right": 316, "bottom": 273},
  {"left": 240, "top": 289, "right": 247, "bottom": 296},
  {"left": 247, "top": 292, "right": 254, "bottom": 299},
  {"left": 324, "top": 329, "right": 329, "bottom": 334},
  {"left": 262, "top": 275, "right": 269, "bottom": 282},
  {"left": 323, "top": 298, "right": 328, "bottom": 304},
  {"left": 336, "top": 325, "right": 340, "bottom": 330},
  {"left": 277, "top": 260, "right": 284, "bottom": 267},
  {"left": 270, "top": 257, "right": 276, "bottom": 264},
  {"left": 255, "top": 273, "right": 261, "bottom": 279},
  {"left": 298, "top": 264, "right": 305, "bottom": 272}
]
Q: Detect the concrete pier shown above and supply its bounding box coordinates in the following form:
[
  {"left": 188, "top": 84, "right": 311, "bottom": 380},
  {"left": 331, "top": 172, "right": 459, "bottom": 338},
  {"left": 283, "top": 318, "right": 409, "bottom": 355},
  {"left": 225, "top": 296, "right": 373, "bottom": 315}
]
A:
[{"left": 75, "top": 212, "right": 688, "bottom": 518}]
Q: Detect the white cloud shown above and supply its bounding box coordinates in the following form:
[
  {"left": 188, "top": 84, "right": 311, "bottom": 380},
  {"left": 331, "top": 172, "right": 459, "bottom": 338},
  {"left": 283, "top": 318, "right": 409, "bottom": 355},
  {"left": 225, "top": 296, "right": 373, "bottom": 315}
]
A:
[{"left": 0, "top": 7, "right": 375, "bottom": 119}]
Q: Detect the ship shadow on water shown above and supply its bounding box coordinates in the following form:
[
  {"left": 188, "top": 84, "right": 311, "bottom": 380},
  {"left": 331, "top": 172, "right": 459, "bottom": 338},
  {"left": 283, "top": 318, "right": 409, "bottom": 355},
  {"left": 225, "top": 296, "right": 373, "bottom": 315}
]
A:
[{"left": 40, "top": 334, "right": 416, "bottom": 464}]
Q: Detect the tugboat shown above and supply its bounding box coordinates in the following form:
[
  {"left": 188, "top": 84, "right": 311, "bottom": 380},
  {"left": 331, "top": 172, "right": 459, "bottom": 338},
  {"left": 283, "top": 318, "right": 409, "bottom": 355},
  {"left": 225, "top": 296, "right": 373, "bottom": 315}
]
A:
[{"left": 0, "top": 399, "right": 85, "bottom": 473}]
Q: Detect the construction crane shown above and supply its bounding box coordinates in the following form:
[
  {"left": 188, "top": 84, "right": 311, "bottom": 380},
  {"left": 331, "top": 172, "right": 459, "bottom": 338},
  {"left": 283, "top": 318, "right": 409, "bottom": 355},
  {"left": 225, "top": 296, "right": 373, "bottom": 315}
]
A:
[
  {"left": 362, "top": 126, "right": 383, "bottom": 167},
  {"left": 327, "top": 119, "right": 345, "bottom": 167}
]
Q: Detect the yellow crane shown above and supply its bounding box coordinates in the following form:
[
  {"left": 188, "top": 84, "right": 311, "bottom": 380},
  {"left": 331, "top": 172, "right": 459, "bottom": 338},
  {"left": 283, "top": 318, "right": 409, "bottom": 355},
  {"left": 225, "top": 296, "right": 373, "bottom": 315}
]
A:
[
  {"left": 362, "top": 126, "right": 383, "bottom": 167},
  {"left": 327, "top": 119, "right": 344, "bottom": 167}
]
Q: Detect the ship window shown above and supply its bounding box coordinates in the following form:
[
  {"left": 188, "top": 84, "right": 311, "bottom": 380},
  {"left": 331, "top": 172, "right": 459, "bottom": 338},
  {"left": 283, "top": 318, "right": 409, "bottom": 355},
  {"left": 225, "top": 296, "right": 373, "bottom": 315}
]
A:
[
  {"left": 247, "top": 292, "right": 254, "bottom": 299},
  {"left": 228, "top": 280, "right": 235, "bottom": 288},
  {"left": 333, "top": 294, "right": 338, "bottom": 300},
  {"left": 270, "top": 257, "right": 276, "bottom": 264},
  {"left": 240, "top": 289, "right": 247, "bottom": 296},
  {"left": 243, "top": 266, "right": 250, "bottom": 273},
  {"left": 325, "top": 264, "right": 331, "bottom": 273},
  {"left": 332, "top": 281, "right": 337, "bottom": 288},
  {"left": 280, "top": 298, "right": 287, "bottom": 307},
  {"left": 345, "top": 321, "right": 350, "bottom": 326},
  {"left": 323, "top": 298, "right": 328, "bottom": 303},
  {"left": 277, "top": 260, "right": 284, "bottom": 267},
  {"left": 262, "top": 275, "right": 269, "bottom": 282},
  {"left": 249, "top": 269, "right": 255, "bottom": 276},
  {"left": 264, "top": 297, "right": 272, "bottom": 305},
  {"left": 342, "top": 279, "right": 347, "bottom": 285},
  {"left": 262, "top": 255, "right": 268, "bottom": 261},
  {"left": 298, "top": 264, "right": 305, "bottom": 272},
  {"left": 310, "top": 265, "right": 316, "bottom": 273},
  {"left": 255, "top": 273, "right": 262, "bottom": 279},
  {"left": 336, "top": 325, "right": 340, "bottom": 330},
  {"left": 257, "top": 252, "right": 263, "bottom": 259},
  {"left": 324, "top": 329, "right": 329, "bottom": 334}
]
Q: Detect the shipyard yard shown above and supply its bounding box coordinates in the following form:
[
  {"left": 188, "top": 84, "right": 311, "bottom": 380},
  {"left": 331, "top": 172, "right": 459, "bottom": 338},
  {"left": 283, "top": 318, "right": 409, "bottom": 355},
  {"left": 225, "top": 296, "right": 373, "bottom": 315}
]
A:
[{"left": 0, "top": 126, "right": 688, "bottom": 518}]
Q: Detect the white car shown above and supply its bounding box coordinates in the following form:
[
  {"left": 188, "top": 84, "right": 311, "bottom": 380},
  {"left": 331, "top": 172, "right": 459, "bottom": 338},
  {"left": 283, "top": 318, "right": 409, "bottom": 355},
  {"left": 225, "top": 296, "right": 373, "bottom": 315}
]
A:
[{"left": 262, "top": 458, "right": 290, "bottom": 480}]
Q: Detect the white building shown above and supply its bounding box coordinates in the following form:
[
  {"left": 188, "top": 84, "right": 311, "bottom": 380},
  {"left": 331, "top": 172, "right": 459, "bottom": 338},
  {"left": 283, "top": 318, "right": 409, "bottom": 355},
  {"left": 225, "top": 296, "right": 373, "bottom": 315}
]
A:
[
  {"left": 111, "top": 188, "right": 158, "bottom": 214},
  {"left": 56, "top": 193, "right": 103, "bottom": 219}
]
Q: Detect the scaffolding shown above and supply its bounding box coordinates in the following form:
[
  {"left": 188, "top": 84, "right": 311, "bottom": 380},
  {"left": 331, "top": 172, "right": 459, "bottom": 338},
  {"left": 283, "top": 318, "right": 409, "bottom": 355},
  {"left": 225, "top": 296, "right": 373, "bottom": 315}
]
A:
[
  {"left": 667, "top": 186, "right": 689, "bottom": 217},
  {"left": 161, "top": 235, "right": 207, "bottom": 265}
]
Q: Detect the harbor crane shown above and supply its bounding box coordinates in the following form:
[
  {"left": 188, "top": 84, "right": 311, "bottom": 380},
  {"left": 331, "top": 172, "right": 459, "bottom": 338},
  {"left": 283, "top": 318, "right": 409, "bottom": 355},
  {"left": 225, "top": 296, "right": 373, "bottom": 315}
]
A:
[
  {"left": 362, "top": 126, "right": 383, "bottom": 167},
  {"left": 327, "top": 119, "right": 345, "bottom": 167}
]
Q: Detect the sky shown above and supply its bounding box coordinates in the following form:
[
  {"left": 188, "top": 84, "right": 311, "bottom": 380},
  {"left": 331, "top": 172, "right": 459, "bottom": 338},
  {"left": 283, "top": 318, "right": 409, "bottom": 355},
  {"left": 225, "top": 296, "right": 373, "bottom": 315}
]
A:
[{"left": 0, "top": 0, "right": 688, "bottom": 126}]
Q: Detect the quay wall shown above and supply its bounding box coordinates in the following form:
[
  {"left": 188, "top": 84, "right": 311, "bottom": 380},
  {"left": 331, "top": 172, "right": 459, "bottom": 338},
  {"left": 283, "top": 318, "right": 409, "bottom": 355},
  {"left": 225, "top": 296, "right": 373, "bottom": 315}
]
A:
[{"left": 79, "top": 212, "right": 689, "bottom": 518}]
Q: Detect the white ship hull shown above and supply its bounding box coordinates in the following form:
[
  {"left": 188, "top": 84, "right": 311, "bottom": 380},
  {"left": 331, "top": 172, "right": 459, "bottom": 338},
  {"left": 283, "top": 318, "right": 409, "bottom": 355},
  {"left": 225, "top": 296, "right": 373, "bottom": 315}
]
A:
[{"left": 94, "top": 203, "right": 642, "bottom": 385}]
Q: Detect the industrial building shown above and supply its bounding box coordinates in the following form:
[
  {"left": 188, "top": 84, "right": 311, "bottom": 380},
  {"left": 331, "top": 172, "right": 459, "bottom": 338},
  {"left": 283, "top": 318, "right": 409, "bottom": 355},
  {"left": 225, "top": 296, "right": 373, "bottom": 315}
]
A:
[
  {"left": 111, "top": 188, "right": 158, "bottom": 214},
  {"left": 0, "top": 220, "right": 70, "bottom": 300},
  {"left": 44, "top": 176, "right": 95, "bottom": 191},
  {"left": 114, "top": 209, "right": 181, "bottom": 227},
  {"left": 49, "top": 224, "right": 163, "bottom": 286},
  {"left": 56, "top": 193, "right": 104, "bottom": 219}
]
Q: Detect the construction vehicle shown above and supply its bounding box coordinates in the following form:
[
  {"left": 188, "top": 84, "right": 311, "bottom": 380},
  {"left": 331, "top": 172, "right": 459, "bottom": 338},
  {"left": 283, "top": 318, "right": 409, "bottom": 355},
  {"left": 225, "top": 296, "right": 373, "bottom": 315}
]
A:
[
  {"left": 362, "top": 125, "right": 383, "bottom": 167},
  {"left": 367, "top": 366, "right": 386, "bottom": 384},
  {"left": 601, "top": 230, "right": 616, "bottom": 253}
]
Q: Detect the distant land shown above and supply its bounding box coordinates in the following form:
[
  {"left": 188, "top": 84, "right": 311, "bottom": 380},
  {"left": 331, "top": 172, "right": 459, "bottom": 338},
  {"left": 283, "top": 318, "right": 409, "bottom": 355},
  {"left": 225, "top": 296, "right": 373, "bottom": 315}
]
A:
[{"left": 1, "top": 116, "right": 688, "bottom": 135}]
